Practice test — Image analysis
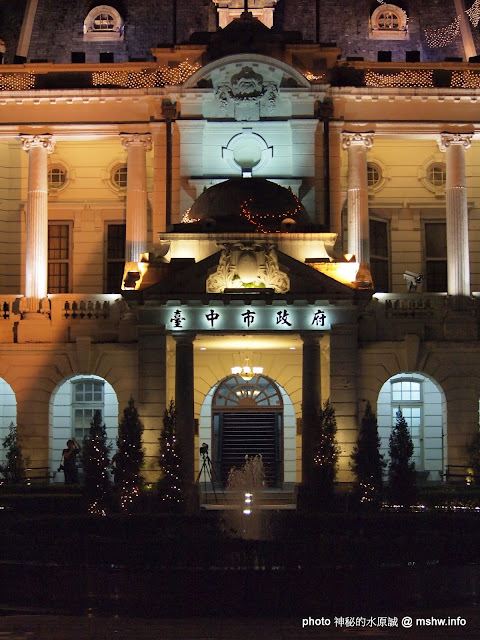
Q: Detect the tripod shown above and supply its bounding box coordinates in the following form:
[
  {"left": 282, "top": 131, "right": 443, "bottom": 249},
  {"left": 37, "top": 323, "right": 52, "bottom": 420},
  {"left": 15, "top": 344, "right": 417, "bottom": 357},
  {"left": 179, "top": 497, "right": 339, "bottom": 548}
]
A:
[{"left": 196, "top": 450, "right": 226, "bottom": 504}]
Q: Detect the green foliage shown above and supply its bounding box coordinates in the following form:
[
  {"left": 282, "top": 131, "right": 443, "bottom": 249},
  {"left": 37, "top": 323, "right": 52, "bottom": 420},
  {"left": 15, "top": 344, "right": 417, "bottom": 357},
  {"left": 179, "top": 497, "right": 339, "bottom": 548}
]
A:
[
  {"left": 1, "top": 423, "right": 26, "bottom": 484},
  {"left": 115, "top": 397, "right": 145, "bottom": 512},
  {"left": 158, "top": 400, "right": 184, "bottom": 511},
  {"left": 350, "top": 401, "right": 385, "bottom": 508},
  {"left": 388, "top": 408, "right": 417, "bottom": 507},
  {"left": 313, "top": 399, "right": 341, "bottom": 508},
  {"left": 81, "top": 410, "right": 111, "bottom": 514},
  {"left": 466, "top": 429, "right": 480, "bottom": 481}
]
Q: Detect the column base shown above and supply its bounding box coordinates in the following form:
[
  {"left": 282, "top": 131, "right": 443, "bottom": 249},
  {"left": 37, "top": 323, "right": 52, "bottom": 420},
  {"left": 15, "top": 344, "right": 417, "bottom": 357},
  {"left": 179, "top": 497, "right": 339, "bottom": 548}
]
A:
[{"left": 16, "top": 313, "right": 52, "bottom": 343}]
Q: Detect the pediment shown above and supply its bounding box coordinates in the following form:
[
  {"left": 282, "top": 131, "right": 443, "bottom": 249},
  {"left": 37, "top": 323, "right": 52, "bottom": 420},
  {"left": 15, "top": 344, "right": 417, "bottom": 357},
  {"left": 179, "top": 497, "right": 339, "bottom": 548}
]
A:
[
  {"left": 141, "top": 247, "right": 361, "bottom": 300},
  {"left": 183, "top": 54, "right": 311, "bottom": 120}
]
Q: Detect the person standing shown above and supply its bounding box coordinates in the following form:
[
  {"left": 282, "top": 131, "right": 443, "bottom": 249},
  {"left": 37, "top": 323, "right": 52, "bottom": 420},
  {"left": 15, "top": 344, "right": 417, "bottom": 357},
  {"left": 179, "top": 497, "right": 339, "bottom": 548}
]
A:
[{"left": 62, "top": 438, "right": 82, "bottom": 484}]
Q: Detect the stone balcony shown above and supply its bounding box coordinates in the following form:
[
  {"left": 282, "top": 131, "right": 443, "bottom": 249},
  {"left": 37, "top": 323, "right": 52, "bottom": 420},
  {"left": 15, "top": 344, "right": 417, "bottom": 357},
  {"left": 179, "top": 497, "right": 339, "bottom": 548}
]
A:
[
  {"left": 0, "top": 294, "right": 133, "bottom": 343},
  {"left": 363, "top": 293, "right": 480, "bottom": 342}
]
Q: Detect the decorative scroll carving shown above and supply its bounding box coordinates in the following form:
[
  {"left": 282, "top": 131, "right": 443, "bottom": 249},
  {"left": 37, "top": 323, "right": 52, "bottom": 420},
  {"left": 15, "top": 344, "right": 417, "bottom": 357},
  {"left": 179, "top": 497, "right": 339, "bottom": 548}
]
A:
[
  {"left": 206, "top": 243, "right": 290, "bottom": 292},
  {"left": 120, "top": 133, "right": 153, "bottom": 151},
  {"left": 20, "top": 134, "right": 55, "bottom": 153},
  {"left": 341, "top": 132, "right": 374, "bottom": 150},
  {"left": 438, "top": 132, "right": 472, "bottom": 152},
  {"left": 215, "top": 66, "right": 279, "bottom": 121}
]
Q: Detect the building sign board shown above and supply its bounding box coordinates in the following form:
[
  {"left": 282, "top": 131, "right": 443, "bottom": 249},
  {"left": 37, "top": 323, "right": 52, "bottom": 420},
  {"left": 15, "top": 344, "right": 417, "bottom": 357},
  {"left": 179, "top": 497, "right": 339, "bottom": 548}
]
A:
[{"left": 157, "top": 304, "right": 331, "bottom": 331}]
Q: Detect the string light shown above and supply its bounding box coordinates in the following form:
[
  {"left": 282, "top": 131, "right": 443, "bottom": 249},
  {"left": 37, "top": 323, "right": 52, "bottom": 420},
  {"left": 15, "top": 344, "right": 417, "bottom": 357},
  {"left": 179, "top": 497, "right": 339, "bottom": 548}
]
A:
[
  {"left": 92, "top": 61, "right": 200, "bottom": 88},
  {"left": 303, "top": 71, "right": 326, "bottom": 82},
  {"left": 425, "top": 16, "right": 461, "bottom": 48},
  {"left": 451, "top": 69, "right": 480, "bottom": 88},
  {"left": 365, "top": 69, "right": 434, "bottom": 88},
  {"left": 239, "top": 195, "right": 303, "bottom": 233},
  {"left": 0, "top": 73, "right": 35, "bottom": 91},
  {"left": 181, "top": 208, "right": 200, "bottom": 224},
  {"left": 424, "top": 0, "right": 480, "bottom": 48},
  {"left": 466, "top": 0, "right": 480, "bottom": 26}
]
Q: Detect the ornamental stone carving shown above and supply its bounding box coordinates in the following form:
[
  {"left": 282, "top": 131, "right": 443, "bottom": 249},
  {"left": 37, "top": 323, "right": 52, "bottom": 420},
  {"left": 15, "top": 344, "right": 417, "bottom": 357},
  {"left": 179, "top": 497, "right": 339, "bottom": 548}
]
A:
[
  {"left": 20, "top": 134, "right": 55, "bottom": 153},
  {"left": 215, "top": 66, "right": 278, "bottom": 121},
  {"left": 206, "top": 243, "right": 290, "bottom": 293},
  {"left": 341, "top": 132, "right": 374, "bottom": 150},
  {"left": 120, "top": 133, "right": 153, "bottom": 151},
  {"left": 438, "top": 133, "right": 472, "bottom": 152}
]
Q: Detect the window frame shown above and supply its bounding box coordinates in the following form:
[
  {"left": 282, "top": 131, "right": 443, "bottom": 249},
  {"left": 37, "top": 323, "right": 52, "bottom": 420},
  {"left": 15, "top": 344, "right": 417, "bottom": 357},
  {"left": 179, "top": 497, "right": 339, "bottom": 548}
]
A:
[
  {"left": 423, "top": 220, "right": 447, "bottom": 293},
  {"left": 71, "top": 378, "right": 105, "bottom": 442},
  {"left": 391, "top": 378, "right": 424, "bottom": 469},
  {"left": 48, "top": 221, "right": 72, "bottom": 294},
  {"left": 370, "top": 4, "right": 409, "bottom": 40},
  {"left": 369, "top": 216, "right": 391, "bottom": 293},
  {"left": 104, "top": 221, "right": 126, "bottom": 293},
  {"left": 84, "top": 5, "right": 124, "bottom": 41}
]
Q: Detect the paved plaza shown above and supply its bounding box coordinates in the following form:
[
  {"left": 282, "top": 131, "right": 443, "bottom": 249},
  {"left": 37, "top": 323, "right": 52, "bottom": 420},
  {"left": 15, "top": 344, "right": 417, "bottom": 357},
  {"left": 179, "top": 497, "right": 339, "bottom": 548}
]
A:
[{"left": 0, "top": 606, "right": 479, "bottom": 640}]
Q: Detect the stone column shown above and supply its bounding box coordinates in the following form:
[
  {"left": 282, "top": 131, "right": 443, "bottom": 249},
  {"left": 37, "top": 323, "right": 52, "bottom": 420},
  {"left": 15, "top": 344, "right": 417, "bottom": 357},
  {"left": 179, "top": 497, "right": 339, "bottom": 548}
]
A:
[
  {"left": 342, "top": 132, "right": 374, "bottom": 264},
  {"left": 300, "top": 333, "right": 321, "bottom": 489},
  {"left": 21, "top": 134, "right": 54, "bottom": 313},
  {"left": 173, "top": 332, "right": 198, "bottom": 511},
  {"left": 439, "top": 133, "right": 472, "bottom": 298},
  {"left": 120, "top": 133, "right": 152, "bottom": 262}
]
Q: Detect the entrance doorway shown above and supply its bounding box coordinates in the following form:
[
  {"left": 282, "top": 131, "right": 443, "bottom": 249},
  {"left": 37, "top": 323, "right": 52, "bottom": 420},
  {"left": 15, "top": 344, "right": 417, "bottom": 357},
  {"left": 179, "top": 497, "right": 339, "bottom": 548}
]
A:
[{"left": 212, "top": 374, "right": 283, "bottom": 486}]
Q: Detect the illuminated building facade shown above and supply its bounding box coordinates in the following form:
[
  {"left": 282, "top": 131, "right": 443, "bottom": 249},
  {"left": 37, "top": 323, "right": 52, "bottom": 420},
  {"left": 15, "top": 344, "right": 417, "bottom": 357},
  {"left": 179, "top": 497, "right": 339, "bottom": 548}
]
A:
[{"left": 1, "top": 0, "right": 480, "bottom": 499}]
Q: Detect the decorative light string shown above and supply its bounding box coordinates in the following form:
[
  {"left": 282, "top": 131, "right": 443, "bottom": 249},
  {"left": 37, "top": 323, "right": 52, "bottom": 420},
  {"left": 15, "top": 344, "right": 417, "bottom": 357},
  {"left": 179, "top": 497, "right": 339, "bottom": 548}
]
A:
[
  {"left": 303, "top": 71, "right": 326, "bottom": 82},
  {"left": 239, "top": 196, "right": 302, "bottom": 233},
  {"left": 0, "top": 73, "right": 35, "bottom": 90},
  {"left": 365, "top": 69, "right": 434, "bottom": 88},
  {"left": 181, "top": 208, "right": 200, "bottom": 224},
  {"left": 92, "top": 61, "right": 200, "bottom": 88},
  {"left": 451, "top": 69, "right": 480, "bottom": 88},
  {"left": 425, "top": 1, "right": 480, "bottom": 47}
]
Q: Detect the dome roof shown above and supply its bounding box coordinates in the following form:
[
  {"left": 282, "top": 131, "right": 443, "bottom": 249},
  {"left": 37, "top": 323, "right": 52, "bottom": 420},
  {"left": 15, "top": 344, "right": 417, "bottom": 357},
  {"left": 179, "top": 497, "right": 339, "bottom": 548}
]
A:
[{"left": 186, "top": 178, "right": 311, "bottom": 233}]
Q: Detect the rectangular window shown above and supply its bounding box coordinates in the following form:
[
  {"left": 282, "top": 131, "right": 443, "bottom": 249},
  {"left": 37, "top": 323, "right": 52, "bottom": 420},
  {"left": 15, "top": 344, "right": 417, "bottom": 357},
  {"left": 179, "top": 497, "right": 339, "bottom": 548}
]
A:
[
  {"left": 424, "top": 222, "right": 447, "bottom": 292},
  {"left": 72, "top": 380, "right": 104, "bottom": 441},
  {"left": 105, "top": 223, "right": 126, "bottom": 293},
  {"left": 48, "top": 223, "right": 70, "bottom": 293},
  {"left": 369, "top": 218, "right": 390, "bottom": 292}
]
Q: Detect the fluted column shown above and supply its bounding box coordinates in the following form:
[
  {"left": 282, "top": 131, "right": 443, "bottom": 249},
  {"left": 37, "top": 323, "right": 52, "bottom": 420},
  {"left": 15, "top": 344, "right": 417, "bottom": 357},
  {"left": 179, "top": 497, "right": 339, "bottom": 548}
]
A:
[
  {"left": 21, "top": 134, "right": 54, "bottom": 312},
  {"left": 342, "top": 132, "right": 374, "bottom": 264},
  {"left": 439, "top": 133, "right": 472, "bottom": 298},
  {"left": 120, "top": 133, "right": 152, "bottom": 262},
  {"left": 301, "top": 333, "right": 321, "bottom": 487}
]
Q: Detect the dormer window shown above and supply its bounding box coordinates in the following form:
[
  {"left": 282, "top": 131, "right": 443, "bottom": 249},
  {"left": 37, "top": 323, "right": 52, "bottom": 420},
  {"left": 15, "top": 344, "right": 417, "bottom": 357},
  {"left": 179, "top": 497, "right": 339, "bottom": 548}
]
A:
[
  {"left": 370, "top": 4, "right": 408, "bottom": 40},
  {"left": 212, "top": 0, "right": 278, "bottom": 29},
  {"left": 84, "top": 5, "right": 124, "bottom": 41}
]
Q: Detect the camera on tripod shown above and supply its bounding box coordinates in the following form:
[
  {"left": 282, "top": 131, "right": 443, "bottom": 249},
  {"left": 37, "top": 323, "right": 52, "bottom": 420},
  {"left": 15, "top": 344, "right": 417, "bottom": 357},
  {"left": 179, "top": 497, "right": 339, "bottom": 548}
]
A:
[{"left": 200, "top": 442, "right": 209, "bottom": 456}]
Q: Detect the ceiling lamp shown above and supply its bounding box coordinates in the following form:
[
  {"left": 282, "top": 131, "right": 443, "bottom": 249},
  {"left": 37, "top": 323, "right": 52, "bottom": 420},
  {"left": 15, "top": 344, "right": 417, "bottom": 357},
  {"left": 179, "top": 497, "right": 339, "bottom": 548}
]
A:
[{"left": 231, "top": 358, "right": 263, "bottom": 380}]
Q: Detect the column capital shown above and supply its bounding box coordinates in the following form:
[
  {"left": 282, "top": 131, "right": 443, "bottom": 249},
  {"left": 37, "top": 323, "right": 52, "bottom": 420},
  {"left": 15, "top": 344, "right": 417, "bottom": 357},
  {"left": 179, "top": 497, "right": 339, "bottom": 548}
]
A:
[
  {"left": 438, "top": 132, "right": 472, "bottom": 152},
  {"left": 20, "top": 134, "right": 55, "bottom": 153},
  {"left": 120, "top": 133, "right": 152, "bottom": 151},
  {"left": 172, "top": 331, "right": 197, "bottom": 345},
  {"left": 341, "top": 131, "right": 374, "bottom": 150}
]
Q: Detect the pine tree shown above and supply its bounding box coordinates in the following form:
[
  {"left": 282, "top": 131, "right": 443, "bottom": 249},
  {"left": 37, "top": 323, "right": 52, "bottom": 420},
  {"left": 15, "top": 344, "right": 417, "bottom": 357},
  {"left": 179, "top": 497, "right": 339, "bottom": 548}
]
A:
[
  {"left": 158, "top": 400, "right": 184, "bottom": 510},
  {"left": 115, "top": 397, "right": 145, "bottom": 512},
  {"left": 1, "top": 423, "right": 26, "bottom": 484},
  {"left": 313, "top": 399, "right": 341, "bottom": 509},
  {"left": 388, "top": 408, "right": 417, "bottom": 507},
  {"left": 350, "top": 401, "right": 385, "bottom": 508},
  {"left": 82, "top": 410, "right": 111, "bottom": 515}
]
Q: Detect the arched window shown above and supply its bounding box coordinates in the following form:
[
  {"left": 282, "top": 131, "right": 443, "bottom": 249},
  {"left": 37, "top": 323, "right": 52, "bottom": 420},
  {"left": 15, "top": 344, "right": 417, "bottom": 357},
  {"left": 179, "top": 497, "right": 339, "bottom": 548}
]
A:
[
  {"left": 212, "top": 374, "right": 283, "bottom": 486},
  {"left": 49, "top": 375, "right": 119, "bottom": 481},
  {"left": 370, "top": 4, "right": 408, "bottom": 39},
  {"left": 377, "top": 373, "right": 446, "bottom": 481},
  {"left": 84, "top": 6, "right": 124, "bottom": 41}
]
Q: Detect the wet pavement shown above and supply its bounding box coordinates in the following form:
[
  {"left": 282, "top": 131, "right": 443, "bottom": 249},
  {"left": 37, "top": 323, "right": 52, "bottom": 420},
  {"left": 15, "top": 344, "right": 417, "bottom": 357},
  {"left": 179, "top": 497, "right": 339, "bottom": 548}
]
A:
[{"left": 0, "top": 606, "right": 479, "bottom": 640}]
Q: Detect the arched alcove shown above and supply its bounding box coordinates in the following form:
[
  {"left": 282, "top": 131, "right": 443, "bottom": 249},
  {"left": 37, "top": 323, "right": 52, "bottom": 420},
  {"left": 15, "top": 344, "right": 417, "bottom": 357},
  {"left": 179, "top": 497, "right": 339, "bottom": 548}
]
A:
[
  {"left": 0, "top": 378, "right": 17, "bottom": 466},
  {"left": 377, "top": 372, "right": 446, "bottom": 482},
  {"left": 199, "top": 373, "right": 296, "bottom": 487},
  {"left": 49, "top": 374, "right": 119, "bottom": 481}
]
